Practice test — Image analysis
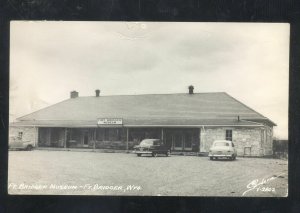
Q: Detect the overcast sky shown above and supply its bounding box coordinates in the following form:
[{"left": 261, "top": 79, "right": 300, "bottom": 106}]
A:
[{"left": 10, "top": 21, "right": 289, "bottom": 139}]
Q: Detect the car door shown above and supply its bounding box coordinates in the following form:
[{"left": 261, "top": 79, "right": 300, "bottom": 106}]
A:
[
  {"left": 157, "top": 139, "right": 168, "bottom": 153},
  {"left": 160, "top": 139, "right": 169, "bottom": 152},
  {"left": 152, "top": 140, "right": 161, "bottom": 153}
]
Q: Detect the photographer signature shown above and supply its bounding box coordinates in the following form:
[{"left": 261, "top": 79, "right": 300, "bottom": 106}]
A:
[{"left": 242, "top": 173, "right": 285, "bottom": 196}]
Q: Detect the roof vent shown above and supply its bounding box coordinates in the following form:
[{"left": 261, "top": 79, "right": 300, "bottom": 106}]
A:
[
  {"left": 188, "top": 85, "right": 194, "bottom": 94},
  {"left": 70, "top": 91, "right": 79, "bottom": 98},
  {"left": 95, "top": 89, "right": 100, "bottom": 97}
]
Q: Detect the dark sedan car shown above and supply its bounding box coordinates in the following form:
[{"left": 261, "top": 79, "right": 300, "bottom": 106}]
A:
[{"left": 133, "top": 139, "right": 170, "bottom": 157}]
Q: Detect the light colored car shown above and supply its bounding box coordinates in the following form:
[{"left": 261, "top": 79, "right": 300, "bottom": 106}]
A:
[
  {"left": 9, "top": 136, "right": 35, "bottom": 151},
  {"left": 208, "top": 140, "right": 237, "bottom": 160}
]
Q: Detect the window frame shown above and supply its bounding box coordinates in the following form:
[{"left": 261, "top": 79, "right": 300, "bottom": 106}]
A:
[
  {"left": 104, "top": 128, "right": 109, "bottom": 141},
  {"left": 225, "top": 129, "right": 232, "bottom": 141},
  {"left": 18, "top": 132, "right": 23, "bottom": 140}
]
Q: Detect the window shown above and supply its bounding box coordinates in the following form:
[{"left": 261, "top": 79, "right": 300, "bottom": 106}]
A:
[
  {"left": 140, "top": 139, "right": 154, "bottom": 146},
  {"left": 104, "top": 129, "right": 109, "bottom": 141},
  {"left": 18, "top": 132, "right": 23, "bottom": 140},
  {"left": 103, "top": 128, "right": 121, "bottom": 141},
  {"left": 153, "top": 141, "right": 160, "bottom": 146},
  {"left": 96, "top": 129, "right": 103, "bottom": 141},
  {"left": 184, "top": 134, "right": 192, "bottom": 148},
  {"left": 116, "top": 129, "right": 122, "bottom": 141},
  {"left": 174, "top": 135, "right": 182, "bottom": 147},
  {"left": 225, "top": 130, "right": 232, "bottom": 141}
]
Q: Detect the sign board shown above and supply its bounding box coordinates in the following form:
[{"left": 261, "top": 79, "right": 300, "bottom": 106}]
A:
[{"left": 97, "top": 118, "right": 123, "bottom": 125}]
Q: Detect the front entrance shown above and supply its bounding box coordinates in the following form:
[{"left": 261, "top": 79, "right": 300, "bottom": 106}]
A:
[
  {"left": 164, "top": 128, "right": 199, "bottom": 152},
  {"left": 173, "top": 134, "right": 183, "bottom": 151}
]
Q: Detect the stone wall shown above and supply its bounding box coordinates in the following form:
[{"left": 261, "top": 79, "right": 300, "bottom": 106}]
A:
[
  {"left": 200, "top": 126, "right": 273, "bottom": 157},
  {"left": 232, "top": 127, "right": 263, "bottom": 156},
  {"left": 263, "top": 125, "right": 273, "bottom": 156},
  {"left": 9, "top": 126, "right": 38, "bottom": 146},
  {"left": 200, "top": 127, "right": 226, "bottom": 152}
]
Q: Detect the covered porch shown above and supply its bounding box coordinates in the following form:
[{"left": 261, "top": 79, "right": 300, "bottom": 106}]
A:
[{"left": 37, "top": 127, "right": 200, "bottom": 152}]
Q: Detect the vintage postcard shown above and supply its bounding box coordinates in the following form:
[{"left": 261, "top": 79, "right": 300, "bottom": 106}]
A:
[{"left": 8, "top": 21, "right": 289, "bottom": 196}]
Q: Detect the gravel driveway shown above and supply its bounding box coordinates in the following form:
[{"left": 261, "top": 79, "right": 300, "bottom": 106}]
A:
[{"left": 8, "top": 150, "right": 288, "bottom": 197}]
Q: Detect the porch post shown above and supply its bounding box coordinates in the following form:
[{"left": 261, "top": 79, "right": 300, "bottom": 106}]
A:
[
  {"left": 126, "top": 128, "right": 129, "bottom": 152},
  {"left": 48, "top": 128, "right": 51, "bottom": 146},
  {"left": 103, "top": 128, "right": 105, "bottom": 141},
  {"left": 64, "top": 128, "right": 67, "bottom": 148},
  {"left": 161, "top": 128, "right": 164, "bottom": 141},
  {"left": 199, "top": 126, "right": 205, "bottom": 152},
  {"left": 93, "top": 128, "right": 97, "bottom": 151},
  {"left": 199, "top": 127, "right": 202, "bottom": 152},
  {"left": 35, "top": 126, "right": 38, "bottom": 147}
]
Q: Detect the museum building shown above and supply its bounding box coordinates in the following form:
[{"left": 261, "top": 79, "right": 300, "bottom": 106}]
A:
[{"left": 9, "top": 86, "right": 276, "bottom": 156}]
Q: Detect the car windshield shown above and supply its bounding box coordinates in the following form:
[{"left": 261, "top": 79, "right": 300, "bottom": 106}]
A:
[
  {"left": 214, "top": 142, "right": 230, "bottom": 147},
  {"left": 140, "top": 139, "right": 155, "bottom": 146}
]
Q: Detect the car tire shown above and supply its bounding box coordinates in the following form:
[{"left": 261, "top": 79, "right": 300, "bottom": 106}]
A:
[
  {"left": 137, "top": 154, "right": 141, "bottom": 157},
  {"left": 26, "top": 145, "right": 33, "bottom": 151},
  {"left": 210, "top": 157, "right": 213, "bottom": 160},
  {"left": 152, "top": 152, "right": 158, "bottom": 157},
  {"left": 166, "top": 150, "right": 170, "bottom": 157}
]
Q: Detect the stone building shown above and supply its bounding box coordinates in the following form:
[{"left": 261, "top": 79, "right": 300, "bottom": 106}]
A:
[{"left": 9, "top": 87, "right": 275, "bottom": 156}]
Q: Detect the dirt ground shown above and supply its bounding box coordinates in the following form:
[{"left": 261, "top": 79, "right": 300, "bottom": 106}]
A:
[{"left": 8, "top": 150, "right": 288, "bottom": 197}]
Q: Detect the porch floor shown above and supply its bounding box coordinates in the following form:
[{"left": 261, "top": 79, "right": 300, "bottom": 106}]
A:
[
  {"left": 36, "top": 147, "right": 129, "bottom": 153},
  {"left": 36, "top": 147, "right": 202, "bottom": 155}
]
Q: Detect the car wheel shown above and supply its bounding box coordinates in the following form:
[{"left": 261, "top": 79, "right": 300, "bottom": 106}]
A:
[
  {"left": 209, "top": 157, "right": 213, "bottom": 160},
  {"left": 137, "top": 154, "right": 141, "bottom": 157},
  {"left": 26, "top": 145, "right": 33, "bottom": 151},
  {"left": 166, "top": 150, "right": 170, "bottom": 157},
  {"left": 152, "top": 152, "right": 158, "bottom": 157}
]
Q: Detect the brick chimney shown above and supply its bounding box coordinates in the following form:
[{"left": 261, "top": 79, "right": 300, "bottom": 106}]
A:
[
  {"left": 95, "top": 89, "right": 100, "bottom": 97},
  {"left": 70, "top": 91, "right": 79, "bottom": 98},
  {"left": 188, "top": 85, "right": 194, "bottom": 94}
]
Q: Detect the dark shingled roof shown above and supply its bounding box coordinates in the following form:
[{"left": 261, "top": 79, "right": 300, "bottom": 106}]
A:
[{"left": 13, "top": 92, "right": 276, "bottom": 127}]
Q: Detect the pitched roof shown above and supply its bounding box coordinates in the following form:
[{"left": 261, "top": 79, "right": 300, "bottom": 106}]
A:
[{"left": 13, "top": 92, "right": 276, "bottom": 127}]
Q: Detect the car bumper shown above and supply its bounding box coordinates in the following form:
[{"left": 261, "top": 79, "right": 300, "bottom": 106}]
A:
[
  {"left": 208, "top": 153, "right": 233, "bottom": 157},
  {"left": 9, "top": 147, "right": 25, "bottom": 150},
  {"left": 134, "top": 150, "right": 152, "bottom": 154}
]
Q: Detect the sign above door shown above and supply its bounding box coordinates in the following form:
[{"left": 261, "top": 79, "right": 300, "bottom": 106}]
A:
[{"left": 97, "top": 118, "right": 123, "bottom": 125}]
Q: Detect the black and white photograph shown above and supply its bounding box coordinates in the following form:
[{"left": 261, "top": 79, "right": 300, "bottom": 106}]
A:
[{"left": 8, "top": 21, "right": 289, "bottom": 197}]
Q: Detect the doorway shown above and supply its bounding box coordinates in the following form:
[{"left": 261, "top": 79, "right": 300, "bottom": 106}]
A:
[
  {"left": 83, "top": 131, "right": 89, "bottom": 146},
  {"left": 173, "top": 134, "right": 183, "bottom": 151},
  {"left": 164, "top": 128, "right": 199, "bottom": 152}
]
